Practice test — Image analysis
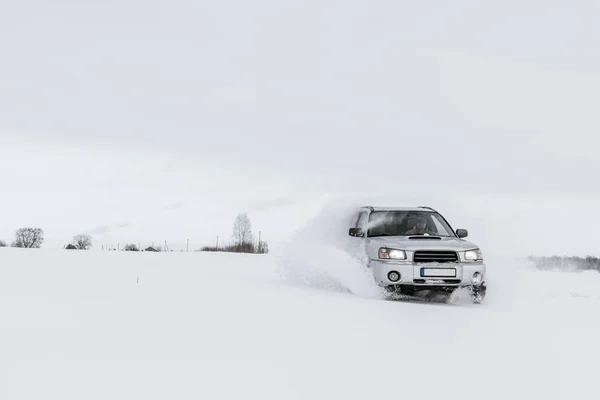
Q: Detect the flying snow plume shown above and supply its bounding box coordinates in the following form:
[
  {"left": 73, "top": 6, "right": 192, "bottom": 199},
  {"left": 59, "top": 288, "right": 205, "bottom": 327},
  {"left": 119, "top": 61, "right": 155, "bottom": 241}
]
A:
[{"left": 275, "top": 197, "right": 384, "bottom": 299}]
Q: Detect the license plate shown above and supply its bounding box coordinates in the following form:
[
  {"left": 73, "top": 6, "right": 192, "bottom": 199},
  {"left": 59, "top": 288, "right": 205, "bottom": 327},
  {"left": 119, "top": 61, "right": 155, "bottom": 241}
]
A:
[{"left": 420, "top": 268, "right": 456, "bottom": 277}]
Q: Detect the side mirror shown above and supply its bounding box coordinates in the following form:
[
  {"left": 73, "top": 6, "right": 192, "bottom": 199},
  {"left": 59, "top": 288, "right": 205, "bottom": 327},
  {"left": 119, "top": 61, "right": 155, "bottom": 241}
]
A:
[
  {"left": 456, "top": 229, "right": 468, "bottom": 238},
  {"left": 349, "top": 228, "right": 365, "bottom": 237}
]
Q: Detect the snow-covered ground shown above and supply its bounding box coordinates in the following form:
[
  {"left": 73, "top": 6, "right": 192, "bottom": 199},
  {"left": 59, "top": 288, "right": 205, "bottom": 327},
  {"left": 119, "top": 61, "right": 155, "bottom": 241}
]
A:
[
  {"left": 1, "top": 244, "right": 598, "bottom": 400},
  {"left": 3, "top": 1, "right": 600, "bottom": 398}
]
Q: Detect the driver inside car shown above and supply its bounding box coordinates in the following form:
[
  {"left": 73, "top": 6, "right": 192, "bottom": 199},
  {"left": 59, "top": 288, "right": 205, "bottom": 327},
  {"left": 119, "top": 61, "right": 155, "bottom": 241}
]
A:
[{"left": 405, "top": 216, "right": 433, "bottom": 235}]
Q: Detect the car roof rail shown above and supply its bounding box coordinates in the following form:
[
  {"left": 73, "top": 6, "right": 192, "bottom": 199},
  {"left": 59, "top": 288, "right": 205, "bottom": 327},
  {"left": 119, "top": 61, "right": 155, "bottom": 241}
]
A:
[{"left": 418, "top": 206, "right": 437, "bottom": 212}]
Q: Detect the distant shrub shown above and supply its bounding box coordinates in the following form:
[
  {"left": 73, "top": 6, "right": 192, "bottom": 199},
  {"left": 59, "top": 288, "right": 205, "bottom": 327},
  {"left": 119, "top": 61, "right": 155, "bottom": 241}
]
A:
[
  {"left": 200, "top": 241, "right": 268, "bottom": 254},
  {"left": 124, "top": 244, "right": 139, "bottom": 251},
  {"left": 529, "top": 255, "right": 600, "bottom": 273},
  {"left": 257, "top": 240, "right": 269, "bottom": 254},
  {"left": 0, "top": 240, "right": 6, "bottom": 247},
  {"left": 200, "top": 245, "right": 221, "bottom": 252}
]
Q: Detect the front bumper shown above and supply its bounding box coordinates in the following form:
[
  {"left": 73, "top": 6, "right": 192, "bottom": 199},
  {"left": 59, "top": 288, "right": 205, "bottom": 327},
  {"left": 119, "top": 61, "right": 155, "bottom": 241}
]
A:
[{"left": 369, "top": 260, "right": 486, "bottom": 288}]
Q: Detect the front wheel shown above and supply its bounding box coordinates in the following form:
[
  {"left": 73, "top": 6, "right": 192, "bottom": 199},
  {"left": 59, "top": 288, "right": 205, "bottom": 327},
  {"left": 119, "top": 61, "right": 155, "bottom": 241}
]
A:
[
  {"left": 383, "top": 285, "right": 415, "bottom": 300},
  {"left": 469, "top": 284, "right": 487, "bottom": 304}
]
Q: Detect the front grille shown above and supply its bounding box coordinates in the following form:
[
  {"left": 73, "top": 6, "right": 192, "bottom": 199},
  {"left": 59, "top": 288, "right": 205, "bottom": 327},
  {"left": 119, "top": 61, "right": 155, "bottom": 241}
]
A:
[{"left": 413, "top": 250, "right": 458, "bottom": 263}]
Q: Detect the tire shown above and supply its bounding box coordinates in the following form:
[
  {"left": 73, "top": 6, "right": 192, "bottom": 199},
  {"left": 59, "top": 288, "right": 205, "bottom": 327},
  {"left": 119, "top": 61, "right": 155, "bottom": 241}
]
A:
[
  {"left": 383, "top": 285, "right": 415, "bottom": 300},
  {"left": 400, "top": 286, "right": 415, "bottom": 296},
  {"left": 470, "top": 284, "right": 487, "bottom": 304}
]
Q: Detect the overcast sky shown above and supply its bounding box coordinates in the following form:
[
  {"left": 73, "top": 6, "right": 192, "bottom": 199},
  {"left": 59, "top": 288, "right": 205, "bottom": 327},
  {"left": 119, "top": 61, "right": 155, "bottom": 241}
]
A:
[{"left": 1, "top": 0, "right": 599, "bottom": 254}]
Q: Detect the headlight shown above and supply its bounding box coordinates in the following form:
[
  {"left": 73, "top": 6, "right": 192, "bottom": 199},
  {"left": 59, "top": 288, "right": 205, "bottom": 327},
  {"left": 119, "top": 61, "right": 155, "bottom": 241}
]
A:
[
  {"left": 379, "top": 248, "right": 407, "bottom": 260},
  {"left": 464, "top": 249, "right": 483, "bottom": 261}
]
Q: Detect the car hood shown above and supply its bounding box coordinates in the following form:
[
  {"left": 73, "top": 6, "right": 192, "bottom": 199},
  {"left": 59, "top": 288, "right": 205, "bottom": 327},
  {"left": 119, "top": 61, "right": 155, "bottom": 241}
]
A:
[{"left": 368, "top": 236, "right": 479, "bottom": 252}]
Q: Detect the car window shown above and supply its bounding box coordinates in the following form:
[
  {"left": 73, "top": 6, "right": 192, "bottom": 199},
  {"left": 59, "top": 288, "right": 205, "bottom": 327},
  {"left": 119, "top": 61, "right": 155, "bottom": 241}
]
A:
[
  {"left": 356, "top": 212, "right": 368, "bottom": 229},
  {"left": 431, "top": 217, "right": 448, "bottom": 235},
  {"left": 367, "top": 211, "right": 454, "bottom": 237},
  {"left": 350, "top": 212, "right": 361, "bottom": 227}
]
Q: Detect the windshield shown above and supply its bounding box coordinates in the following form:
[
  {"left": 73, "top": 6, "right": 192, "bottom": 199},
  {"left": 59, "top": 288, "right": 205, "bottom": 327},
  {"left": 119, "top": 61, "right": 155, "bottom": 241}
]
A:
[{"left": 366, "top": 211, "right": 455, "bottom": 237}]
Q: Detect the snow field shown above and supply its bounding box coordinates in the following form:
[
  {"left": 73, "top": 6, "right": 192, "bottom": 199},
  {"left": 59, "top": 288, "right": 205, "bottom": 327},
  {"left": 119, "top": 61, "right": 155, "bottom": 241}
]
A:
[{"left": 0, "top": 247, "right": 598, "bottom": 400}]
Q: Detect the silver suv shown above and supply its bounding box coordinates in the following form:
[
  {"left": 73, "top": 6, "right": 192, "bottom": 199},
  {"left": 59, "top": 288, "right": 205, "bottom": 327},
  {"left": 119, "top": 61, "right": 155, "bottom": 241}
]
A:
[{"left": 348, "top": 206, "right": 487, "bottom": 303}]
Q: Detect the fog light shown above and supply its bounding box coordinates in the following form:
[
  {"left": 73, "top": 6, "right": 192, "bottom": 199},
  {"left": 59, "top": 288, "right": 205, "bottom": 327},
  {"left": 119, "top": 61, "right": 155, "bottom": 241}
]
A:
[
  {"left": 472, "top": 272, "right": 483, "bottom": 285},
  {"left": 388, "top": 271, "right": 401, "bottom": 282}
]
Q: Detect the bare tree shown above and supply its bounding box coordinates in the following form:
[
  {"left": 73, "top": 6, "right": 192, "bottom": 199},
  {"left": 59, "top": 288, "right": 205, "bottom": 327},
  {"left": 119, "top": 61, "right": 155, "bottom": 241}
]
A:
[
  {"left": 72, "top": 234, "right": 93, "bottom": 250},
  {"left": 124, "top": 244, "right": 139, "bottom": 251},
  {"left": 232, "top": 213, "right": 254, "bottom": 247},
  {"left": 12, "top": 228, "right": 44, "bottom": 248}
]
